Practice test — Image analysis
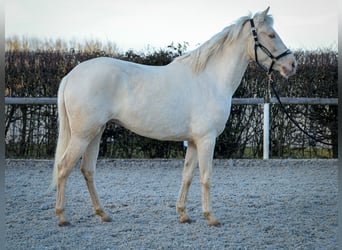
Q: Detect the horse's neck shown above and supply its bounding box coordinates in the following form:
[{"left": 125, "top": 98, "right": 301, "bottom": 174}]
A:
[{"left": 205, "top": 43, "right": 250, "bottom": 97}]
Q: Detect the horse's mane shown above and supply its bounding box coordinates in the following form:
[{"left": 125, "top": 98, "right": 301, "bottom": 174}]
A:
[{"left": 175, "top": 13, "right": 274, "bottom": 74}]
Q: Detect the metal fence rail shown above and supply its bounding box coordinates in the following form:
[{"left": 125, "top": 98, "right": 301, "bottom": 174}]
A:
[
  {"left": 5, "top": 97, "right": 338, "bottom": 105},
  {"left": 5, "top": 97, "right": 338, "bottom": 159}
]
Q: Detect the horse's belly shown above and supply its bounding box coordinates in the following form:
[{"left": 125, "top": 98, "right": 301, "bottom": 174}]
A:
[
  {"left": 115, "top": 116, "right": 189, "bottom": 141},
  {"left": 113, "top": 103, "right": 228, "bottom": 142},
  {"left": 110, "top": 89, "right": 193, "bottom": 141}
]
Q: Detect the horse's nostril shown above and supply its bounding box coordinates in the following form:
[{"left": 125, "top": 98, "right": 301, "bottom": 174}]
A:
[{"left": 291, "top": 61, "right": 296, "bottom": 69}]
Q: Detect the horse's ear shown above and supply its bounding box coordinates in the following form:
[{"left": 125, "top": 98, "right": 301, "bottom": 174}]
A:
[
  {"left": 255, "top": 6, "right": 270, "bottom": 23},
  {"left": 263, "top": 7, "right": 270, "bottom": 16}
]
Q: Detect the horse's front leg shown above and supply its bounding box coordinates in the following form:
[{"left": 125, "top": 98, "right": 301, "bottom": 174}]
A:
[
  {"left": 176, "top": 141, "right": 198, "bottom": 223},
  {"left": 197, "top": 136, "right": 220, "bottom": 226}
]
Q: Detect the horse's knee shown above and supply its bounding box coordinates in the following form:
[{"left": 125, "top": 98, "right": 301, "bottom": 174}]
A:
[
  {"left": 200, "top": 177, "right": 211, "bottom": 189},
  {"left": 80, "top": 168, "right": 94, "bottom": 182}
]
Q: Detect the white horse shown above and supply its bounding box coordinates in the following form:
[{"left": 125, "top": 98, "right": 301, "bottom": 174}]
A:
[{"left": 52, "top": 7, "right": 296, "bottom": 226}]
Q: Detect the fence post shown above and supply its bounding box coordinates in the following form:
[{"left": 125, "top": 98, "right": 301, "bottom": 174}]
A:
[
  {"left": 263, "top": 103, "right": 270, "bottom": 160},
  {"left": 263, "top": 82, "right": 271, "bottom": 160}
]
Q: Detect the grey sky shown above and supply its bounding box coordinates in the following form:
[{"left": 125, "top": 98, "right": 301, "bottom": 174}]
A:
[{"left": 6, "top": 0, "right": 338, "bottom": 51}]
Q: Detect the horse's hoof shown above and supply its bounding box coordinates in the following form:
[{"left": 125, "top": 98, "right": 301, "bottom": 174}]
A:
[
  {"left": 208, "top": 220, "right": 221, "bottom": 227},
  {"left": 203, "top": 212, "right": 220, "bottom": 227},
  {"left": 58, "top": 220, "right": 71, "bottom": 227},
  {"left": 179, "top": 215, "right": 192, "bottom": 224},
  {"left": 101, "top": 215, "right": 112, "bottom": 222}
]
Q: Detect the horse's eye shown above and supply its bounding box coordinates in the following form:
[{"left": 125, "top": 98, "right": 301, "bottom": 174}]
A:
[{"left": 268, "top": 33, "right": 276, "bottom": 39}]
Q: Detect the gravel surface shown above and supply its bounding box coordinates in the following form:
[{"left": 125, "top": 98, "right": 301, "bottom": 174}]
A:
[{"left": 5, "top": 159, "right": 337, "bottom": 249}]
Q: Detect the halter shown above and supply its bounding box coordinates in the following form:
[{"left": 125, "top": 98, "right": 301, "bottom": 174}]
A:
[{"left": 249, "top": 19, "right": 292, "bottom": 74}]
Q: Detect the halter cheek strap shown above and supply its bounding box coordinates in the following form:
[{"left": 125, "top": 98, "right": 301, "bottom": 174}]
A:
[{"left": 249, "top": 19, "right": 292, "bottom": 74}]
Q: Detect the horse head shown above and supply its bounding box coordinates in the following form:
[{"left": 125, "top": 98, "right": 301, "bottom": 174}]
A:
[{"left": 247, "top": 7, "right": 297, "bottom": 78}]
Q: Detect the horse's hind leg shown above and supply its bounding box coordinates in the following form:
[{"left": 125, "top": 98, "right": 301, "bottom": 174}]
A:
[
  {"left": 55, "top": 136, "right": 89, "bottom": 226},
  {"left": 80, "top": 126, "right": 111, "bottom": 222},
  {"left": 176, "top": 141, "right": 198, "bottom": 223}
]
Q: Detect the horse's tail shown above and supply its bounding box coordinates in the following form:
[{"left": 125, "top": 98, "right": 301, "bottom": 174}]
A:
[{"left": 50, "top": 77, "right": 70, "bottom": 191}]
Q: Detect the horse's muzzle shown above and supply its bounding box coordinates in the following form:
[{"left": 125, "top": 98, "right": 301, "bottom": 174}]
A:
[{"left": 279, "top": 57, "right": 297, "bottom": 78}]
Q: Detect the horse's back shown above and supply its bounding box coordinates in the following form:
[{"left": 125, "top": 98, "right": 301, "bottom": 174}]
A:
[{"left": 66, "top": 57, "right": 144, "bottom": 84}]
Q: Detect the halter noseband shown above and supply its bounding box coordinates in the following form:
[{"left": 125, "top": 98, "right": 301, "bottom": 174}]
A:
[{"left": 249, "top": 19, "right": 292, "bottom": 74}]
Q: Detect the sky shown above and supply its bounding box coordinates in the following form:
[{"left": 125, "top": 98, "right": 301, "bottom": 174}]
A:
[{"left": 5, "top": 0, "right": 338, "bottom": 52}]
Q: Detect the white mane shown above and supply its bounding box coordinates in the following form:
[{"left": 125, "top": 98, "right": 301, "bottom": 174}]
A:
[{"left": 175, "top": 13, "right": 274, "bottom": 74}]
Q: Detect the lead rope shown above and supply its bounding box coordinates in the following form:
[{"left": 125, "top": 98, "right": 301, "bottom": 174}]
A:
[{"left": 267, "top": 73, "right": 336, "bottom": 147}]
